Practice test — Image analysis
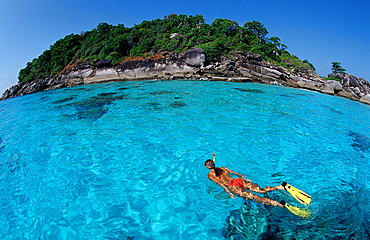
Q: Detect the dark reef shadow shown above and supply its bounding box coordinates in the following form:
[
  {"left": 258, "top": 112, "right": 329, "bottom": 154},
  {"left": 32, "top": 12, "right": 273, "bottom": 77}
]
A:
[
  {"left": 57, "top": 92, "right": 128, "bottom": 121},
  {"left": 223, "top": 181, "right": 370, "bottom": 239},
  {"left": 349, "top": 131, "right": 370, "bottom": 152},
  {"left": 234, "top": 88, "right": 264, "bottom": 93}
]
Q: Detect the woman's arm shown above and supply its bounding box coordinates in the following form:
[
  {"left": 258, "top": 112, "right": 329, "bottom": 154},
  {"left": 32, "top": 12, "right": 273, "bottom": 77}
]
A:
[
  {"left": 222, "top": 167, "right": 251, "bottom": 182},
  {"left": 222, "top": 167, "right": 245, "bottom": 177}
]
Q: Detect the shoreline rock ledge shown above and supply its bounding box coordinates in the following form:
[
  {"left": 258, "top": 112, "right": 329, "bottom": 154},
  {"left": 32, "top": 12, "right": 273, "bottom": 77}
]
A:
[{"left": 2, "top": 49, "right": 370, "bottom": 105}]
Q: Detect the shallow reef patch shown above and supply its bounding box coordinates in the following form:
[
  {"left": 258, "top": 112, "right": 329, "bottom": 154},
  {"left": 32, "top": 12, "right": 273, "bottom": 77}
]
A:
[
  {"left": 234, "top": 88, "right": 264, "bottom": 93},
  {"left": 223, "top": 186, "right": 370, "bottom": 239},
  {"left": 0, "top": 137, "right": 4, "bottom": 152},
  {"left": 169, "top": 101, "right": 187, "bottom": 108},
  {"left": 52, "top": 96, "right": 76, "bottom": 104},
  {"left": 57, "top": 92, "right": 128, "bottom": 121},
  {"left": 149, "top": 90, "right": 174, "bottom": 95},
  {"left": 144, "top": 102, "right": 163, "bottom": 111},
  {"left": 349, "top": 131, "right": 370, "bottom": 152}
]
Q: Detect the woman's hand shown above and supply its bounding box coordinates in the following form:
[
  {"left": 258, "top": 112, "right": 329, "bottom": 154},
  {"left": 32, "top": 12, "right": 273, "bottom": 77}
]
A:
[
  {"left": 229, "top": 193, "right": 235, "bottom": 199},
  {"left": 241, "top": 175, "right": 251, "bottom": 182}
]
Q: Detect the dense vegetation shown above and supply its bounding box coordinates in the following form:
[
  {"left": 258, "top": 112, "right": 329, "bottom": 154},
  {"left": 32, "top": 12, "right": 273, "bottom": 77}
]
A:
[{"left": 18, "top": 14, "right": 315, "bottom": 83}]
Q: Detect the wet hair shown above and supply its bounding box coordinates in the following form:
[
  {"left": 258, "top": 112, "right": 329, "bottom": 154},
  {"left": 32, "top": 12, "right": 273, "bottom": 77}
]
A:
[{"left": 204, "top": 159, "right": 214, "bottom": 166}]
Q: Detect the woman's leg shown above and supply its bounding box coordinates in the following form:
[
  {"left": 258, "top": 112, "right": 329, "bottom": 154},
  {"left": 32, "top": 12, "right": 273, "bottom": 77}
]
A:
[
  {"left": 244, "top": 181, "right": 284, "bottom": 193},
  {"left": 251, "top": 194, "right": 283, "bottom": 207},
  {"left": 230, "top": 186, "right": 283, "bottom": 207}
]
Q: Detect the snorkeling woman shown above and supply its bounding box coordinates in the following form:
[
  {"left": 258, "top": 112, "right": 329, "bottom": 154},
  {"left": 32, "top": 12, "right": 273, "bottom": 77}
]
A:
[{"left": 204, "top": 153, "right": 312, "bottom": 217}]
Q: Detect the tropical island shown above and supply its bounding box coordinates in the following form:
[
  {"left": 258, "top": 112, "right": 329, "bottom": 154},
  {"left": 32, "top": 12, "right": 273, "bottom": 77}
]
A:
[{"left": 2, "top": 14, "right": 370, "bottom": 104}]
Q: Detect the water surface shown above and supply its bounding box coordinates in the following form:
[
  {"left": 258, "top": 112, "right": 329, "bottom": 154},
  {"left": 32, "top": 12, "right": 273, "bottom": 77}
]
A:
[{"left": 0, "top": 80, "right": 369, "bottom": 239}]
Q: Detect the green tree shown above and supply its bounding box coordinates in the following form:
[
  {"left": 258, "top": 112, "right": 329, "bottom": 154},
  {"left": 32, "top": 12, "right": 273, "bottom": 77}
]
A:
[
  {"left": 244, "top": 21, "right": 268, "bottom": 43},
  {"left": 95, "top": 22, "right": 114, "bottom": 33},
  {"left": 331, "top": 61, "right": 346, "bottom": 74},
  {"left": 269, "top": 37, "right": 287, "bottom": 51},
  {"left": 212, "top": 18, "right": 239, "bottom": 37}
]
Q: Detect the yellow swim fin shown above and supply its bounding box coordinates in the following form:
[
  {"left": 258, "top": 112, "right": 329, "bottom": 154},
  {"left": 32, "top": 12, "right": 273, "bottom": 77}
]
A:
[
  {"left": 280, "top": 201, "right": 311, "bottom": 218},
  {"left": 282, "top": 182, "right": 312, "bottom": 205}
]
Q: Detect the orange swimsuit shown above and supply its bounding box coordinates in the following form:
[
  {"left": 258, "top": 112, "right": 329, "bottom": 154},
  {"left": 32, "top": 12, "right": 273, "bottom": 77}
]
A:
[
  {"left": 212, "top": 168, "right": 244, "bottom": 188},
  {"left": 228, "top": 178, "right": 245, "bottom": 187}
]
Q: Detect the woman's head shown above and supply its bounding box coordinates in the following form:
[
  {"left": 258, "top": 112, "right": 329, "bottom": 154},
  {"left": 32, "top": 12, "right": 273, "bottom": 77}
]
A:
[{"left": 204, "top": 159, "right": 215, "bottom": 169}]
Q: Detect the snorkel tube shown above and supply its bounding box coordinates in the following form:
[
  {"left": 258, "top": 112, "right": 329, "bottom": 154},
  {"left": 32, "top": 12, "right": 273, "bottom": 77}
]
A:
[{"left": 212, "top": 153, "right": 216, "bottom": 162}]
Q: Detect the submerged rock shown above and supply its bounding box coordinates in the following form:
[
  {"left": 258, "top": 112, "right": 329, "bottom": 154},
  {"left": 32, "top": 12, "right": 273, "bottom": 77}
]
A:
[
  {"left": 0, "top": 137, "right": 4, "bottom": 152},
  {"left": 223, "top": 187, "right": 370, "bottom": 239},
  {"left": 349, "top": 130, "right": 370, "bottom": 152}
]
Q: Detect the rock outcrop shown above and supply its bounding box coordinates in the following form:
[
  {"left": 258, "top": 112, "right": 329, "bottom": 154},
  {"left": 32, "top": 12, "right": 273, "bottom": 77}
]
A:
[
  {"left": 2, "top": 49, "right": 370, "bottom": 105},
  {"left": 184, "top": 48, "right": 206, "bottom": 67}
]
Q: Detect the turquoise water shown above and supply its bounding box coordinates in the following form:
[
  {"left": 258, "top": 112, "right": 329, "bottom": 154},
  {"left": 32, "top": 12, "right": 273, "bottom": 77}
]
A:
[{"left": 0, "top": 80, "right": 370, "bottom": 239}]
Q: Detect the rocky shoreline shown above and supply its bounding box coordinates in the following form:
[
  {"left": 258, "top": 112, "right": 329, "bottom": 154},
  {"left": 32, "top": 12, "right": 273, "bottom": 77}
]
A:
[{"left": 2, "top": 48, "right": 370, "bottom": 105}]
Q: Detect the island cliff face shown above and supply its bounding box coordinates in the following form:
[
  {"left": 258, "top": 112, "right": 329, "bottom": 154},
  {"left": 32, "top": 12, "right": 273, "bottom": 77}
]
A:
[{"left": 2, "top": 48, "right": 370, "bottom": 104}]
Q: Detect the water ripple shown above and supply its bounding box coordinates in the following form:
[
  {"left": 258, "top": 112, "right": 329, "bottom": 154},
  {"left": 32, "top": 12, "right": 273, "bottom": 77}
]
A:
[{"left": 0, "top": 80, "right": 370, "bottom": 239}]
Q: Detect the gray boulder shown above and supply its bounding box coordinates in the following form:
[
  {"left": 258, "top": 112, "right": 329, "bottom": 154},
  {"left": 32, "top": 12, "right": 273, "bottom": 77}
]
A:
[
  {"left": 321, "top": 80, "right": 343, "bottom": 94},
  {"left": 360, "top": 94, "right": 370, "bottom": 104},
  {"left": 343, "top": 74, "right": 361, "bottom": 88},
  {"left": 184, "top": 48, "right": 206, "bottom": 67},
  {"left": 94, "top": 59, "right": 112, "bottom": 68}
]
